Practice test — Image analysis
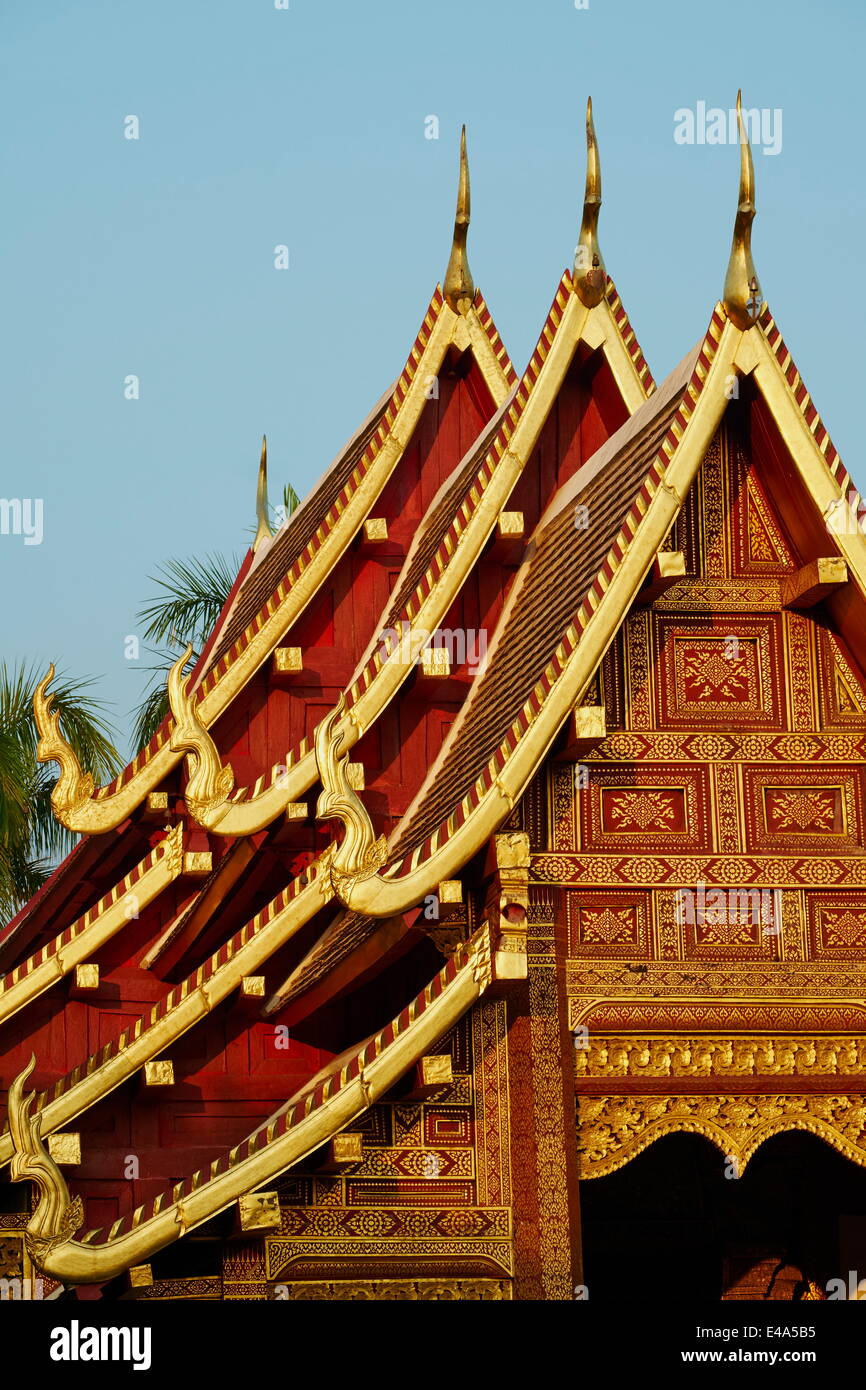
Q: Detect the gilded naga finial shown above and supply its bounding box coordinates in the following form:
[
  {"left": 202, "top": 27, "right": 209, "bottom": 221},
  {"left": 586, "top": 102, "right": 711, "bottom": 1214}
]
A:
[
  {"left": 254, "top": 434, "right": 273, "bottom": 552},
  {"left": 443, "top": 125, "right": 475, "bottom": 314},
  {"left": 33, "top": 666, "right": 95, "bottom": 829},
  {"left": 573, "top": 97, "right": 606, "bottom": 308},
  {"left": 723, "top": 90, "right": 763, "bottom": 330},
  {"left": 8, "top": 1055, "right": 84, "bottom": 1265},
  {"left": 167, "top": 644, "right": 235, "bottom": 823},
  {"left": 314, "top": 697, "right": 387, "bottom": 901}
]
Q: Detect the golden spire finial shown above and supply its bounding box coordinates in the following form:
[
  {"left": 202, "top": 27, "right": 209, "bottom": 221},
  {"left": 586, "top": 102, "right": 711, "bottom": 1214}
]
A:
[
  {"left": 254, "top": 434, "right": 272, "bottom": 551},
  {"left": 443, "top": 125, "right": 475, "bottom": 314},
  {"left": 573, "top": 97, "right": 606, "bottom": 308},
  {"left": 723, "top": 90, "right": 763, "bottom": 329}
]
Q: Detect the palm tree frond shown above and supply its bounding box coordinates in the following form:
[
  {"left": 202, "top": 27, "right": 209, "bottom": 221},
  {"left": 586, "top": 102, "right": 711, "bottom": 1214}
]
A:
[
  {"left": 0, "top": 842, "right": 51, "bottom": 922},
  {"left": 136, "top": 553, "right": 238, "bottom": 648},
  {"left": 131, "top": 683, "right": 171, "bottom": 753}
]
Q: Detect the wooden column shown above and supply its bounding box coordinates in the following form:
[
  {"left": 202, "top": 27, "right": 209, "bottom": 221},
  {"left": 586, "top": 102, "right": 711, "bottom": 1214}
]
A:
[{"left": 504, "top": 886, "right": 582, "bottom": 1300}]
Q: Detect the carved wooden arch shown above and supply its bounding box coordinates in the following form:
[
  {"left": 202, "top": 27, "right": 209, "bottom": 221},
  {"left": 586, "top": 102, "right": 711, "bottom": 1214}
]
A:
[{"left": 577, "top": 1092, "right": 866, "bottom": 1179}]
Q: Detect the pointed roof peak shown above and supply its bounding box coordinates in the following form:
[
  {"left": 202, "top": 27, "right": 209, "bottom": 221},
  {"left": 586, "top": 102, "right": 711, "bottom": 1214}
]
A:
[
  {"left": 573, "top": 96, "right": 606, "bottom": 307},
  {"left": 443, "top": 124, "right": 475, "bottom": 314},
  {"left": 254, "top": 434, "right": 273, "bottom": 552},
  {"left": 723, "top": 89, "right": 764, "bottom": 329}
]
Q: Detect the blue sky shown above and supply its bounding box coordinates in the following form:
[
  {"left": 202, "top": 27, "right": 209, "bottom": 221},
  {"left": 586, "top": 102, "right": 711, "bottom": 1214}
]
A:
[{"left": 1, "top": 0, "right": 863, "bottom": 755}]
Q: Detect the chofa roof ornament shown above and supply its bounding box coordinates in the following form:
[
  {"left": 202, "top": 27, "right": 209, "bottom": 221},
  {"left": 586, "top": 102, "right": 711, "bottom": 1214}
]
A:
[
  {"left": 253, "top": 434, "right": 273, "bottom": 552},
  {"left": 443, "top": 125, "right": 475, "bottom": 314},
  {"left": 723, "top": 90, "right": 764, "bottom": 329},
  {"left": 573, "top": 96, "right": 606, "bottom": 308}
]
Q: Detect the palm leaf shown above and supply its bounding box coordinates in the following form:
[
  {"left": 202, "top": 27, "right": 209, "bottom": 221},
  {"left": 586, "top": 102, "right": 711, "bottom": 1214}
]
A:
[{"left": 136, "top": 553, "right": 238, "bottom": 648}]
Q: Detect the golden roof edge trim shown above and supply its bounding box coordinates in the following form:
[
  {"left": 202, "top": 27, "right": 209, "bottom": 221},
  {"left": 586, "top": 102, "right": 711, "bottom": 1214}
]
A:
[{"left": 0, "top": 825, "right": 184, "bottom": 1026}]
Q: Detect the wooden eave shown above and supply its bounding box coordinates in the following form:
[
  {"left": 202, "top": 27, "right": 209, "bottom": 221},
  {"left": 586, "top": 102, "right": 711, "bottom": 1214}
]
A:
[{"left": 0, "top": 273, "right": 659, "bottom": 1150}]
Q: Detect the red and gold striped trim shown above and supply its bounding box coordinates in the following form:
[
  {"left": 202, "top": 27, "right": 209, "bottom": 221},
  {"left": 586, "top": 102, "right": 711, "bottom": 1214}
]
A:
[
  {"left": 0, "top": 833, "right": 177, "bottom": 995},
  {"left": 758, "top": 305, "right": 852, "bottom": 495},
  {"left": 605, "top": 276, "right": 656, "bottom": 396},
  {"left": 474, "top": 289, "right": 518, "bottom": 388}
]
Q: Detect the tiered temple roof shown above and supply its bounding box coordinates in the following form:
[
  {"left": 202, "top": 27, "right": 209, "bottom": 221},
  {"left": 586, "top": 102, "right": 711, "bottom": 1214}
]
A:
[{"left": 2, "top": 96, "right": 865, "bottom": 1297}]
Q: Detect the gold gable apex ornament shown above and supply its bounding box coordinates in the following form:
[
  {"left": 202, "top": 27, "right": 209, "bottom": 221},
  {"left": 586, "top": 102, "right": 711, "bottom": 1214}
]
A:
[
  {"left": 253, "top": 434, "right": 273, "bottom": 552},
  {"left": 723, "top": 90, "right": 764, "bottom": 330},
  {"left": 573, "top": 96, "right": 605, "bottom": 308},
  {"left": 442, "top": 125, "right": 474, "bottom": 314}
]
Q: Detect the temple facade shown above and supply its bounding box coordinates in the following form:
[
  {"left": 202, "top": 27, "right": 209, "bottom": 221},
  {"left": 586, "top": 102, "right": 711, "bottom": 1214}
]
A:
[{"left": 2, "top": 97, "right": 865, "bottom": 1302}]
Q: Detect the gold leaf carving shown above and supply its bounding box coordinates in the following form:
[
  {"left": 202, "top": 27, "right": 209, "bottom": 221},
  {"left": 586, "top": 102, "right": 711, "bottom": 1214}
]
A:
[
  {"left": 33, "top": 667, "right": 95, "bottom": 828},
  {"left": 167, "top": 645, "right": 235, "bottom": 825},
  {"left": 314, "top": 697, "right": 387, "bottom": 904},
  {"left": 574, "top": 1035, "right": 866, "bottom": 1080},
  {"left": 577, "top": 1092, "right": 866, "bottom": 1178},
  {"left": 8, "top": 1057, "right": 84, "bottom": 1263},
  {"left": 272, "top": 1278, "right": 511, "bottom": 1300}
]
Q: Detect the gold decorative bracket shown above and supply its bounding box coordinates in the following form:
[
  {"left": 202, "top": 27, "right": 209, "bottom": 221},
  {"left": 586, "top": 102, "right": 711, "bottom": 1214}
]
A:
[
  {"left": 782, "top": 557, "right": 848, "bottom": 609},
  {"left": 560, "top": 705, "right": 607, "bottom": 759},
  {"left": 635, "top": 550, "right": 687, "bottom": 604},
  {"left": 482, "top": 832, "right": 529, "bottom": 982}
]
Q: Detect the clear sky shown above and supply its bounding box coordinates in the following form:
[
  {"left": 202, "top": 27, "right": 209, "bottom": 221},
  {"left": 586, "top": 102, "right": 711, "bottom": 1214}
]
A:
[{"left": 1, "top": 0, "right": 863, "bottom": 757}]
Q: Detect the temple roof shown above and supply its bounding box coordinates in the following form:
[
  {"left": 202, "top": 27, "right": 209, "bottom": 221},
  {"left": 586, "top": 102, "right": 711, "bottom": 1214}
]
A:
[
  {"left": 280, "top": 268, "right": 866, "bottom": 1002},
  {"left": 8, "top": 97, "right": 862, "bottom": 1290}
]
